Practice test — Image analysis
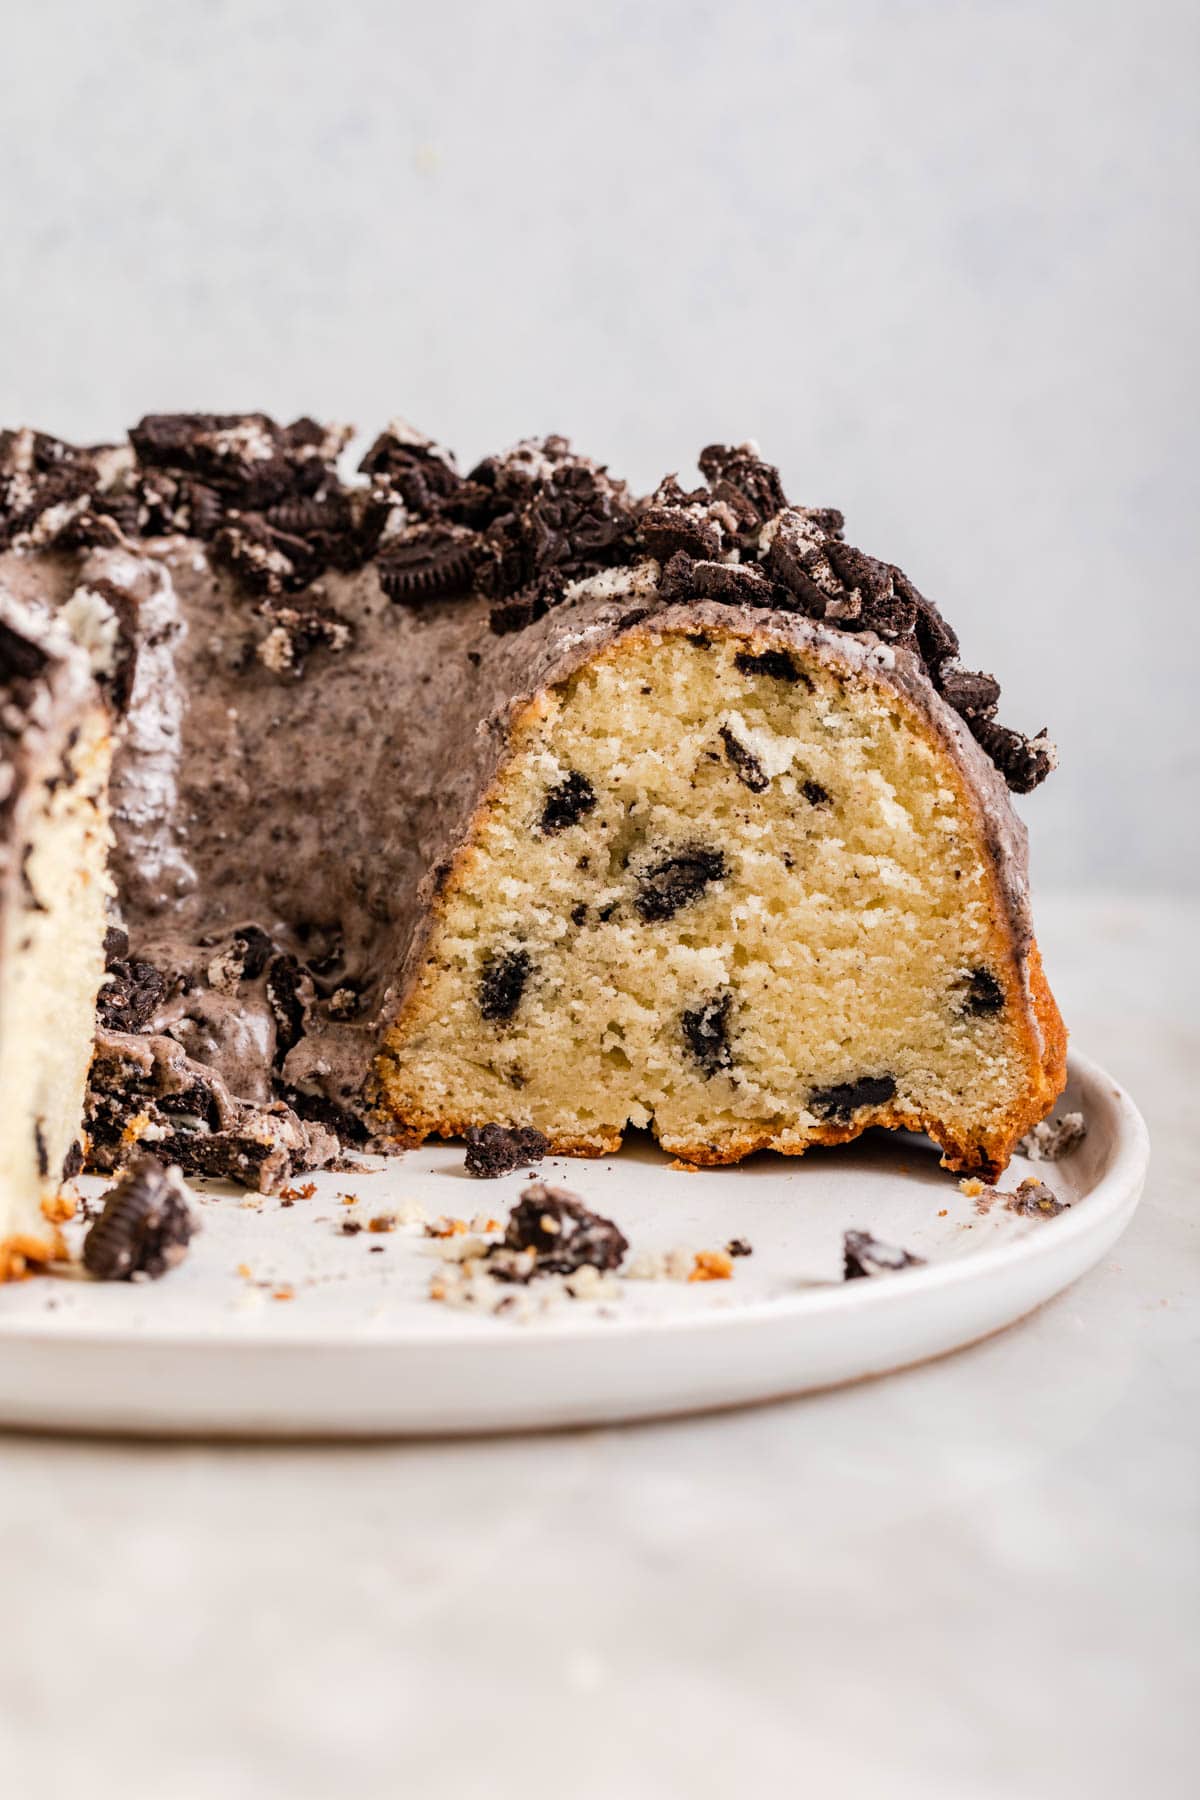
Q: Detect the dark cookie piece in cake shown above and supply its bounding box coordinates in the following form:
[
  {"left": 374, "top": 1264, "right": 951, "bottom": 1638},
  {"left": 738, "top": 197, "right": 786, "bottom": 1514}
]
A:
[
  {"left": 539, "top": 771, "right": 597, "bottom": 833},
  {"left": 959, "top": 968, "right": 1005, "bottom": 1016},
  {"left": 681, "top": 993, "right": 733, "bottom": 1075},
  {"left": 734, "top": 648, "right": 804, "bottom": 684},
  {"left": 719, "top": 726, "right": 769, "bottom": 794},
  {"left": 494, "top": 1181, "right": 628, "bottom": 1278},
  {"left": 634, "top": 847, "right": 727, "bottom": 922},
  {"left": 82, "top": 1153, "right": 197, "bottom": 1281},
  {"left": 811, "top": 1074, "right": 897, "bottom": 1120},
  {"left": 843, "top": 1230, "right": 925, "bottom": 1280},
  {"left": 464, "top": 1124, "right": 550, "bottom": 1179},
  {"left": 478, "top": 948, "right": 533, "bottom": 1022}
]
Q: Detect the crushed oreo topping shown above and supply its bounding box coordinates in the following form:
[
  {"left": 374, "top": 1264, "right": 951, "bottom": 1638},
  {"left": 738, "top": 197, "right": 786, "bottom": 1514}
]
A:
[
  {"left": 81, "top": 1153, "right": 197, "bottom": 1281},
  {"left": 5, "top": 410, "right": 1053, "bottom": 792},
  {"left": 266, "top": 954, "right": 310, "bottom": 1062},
  {"left": 843, "top": 1229, "right": 925, "bottom": 1280},
  {"left": 376, "top": 522, "right": 480, "bottom": 604},
  {"left": 810, "top": 1074, "right": 897, "bottom": 1120},
  {"left": 0, "top": 429, "right": 103, "bottom": 551},
  {"left": 97, "top": 935, "right": 167, "bottom": 1033},
  {"left": 634, "top": 846, "right": 728, "bottom": 922},
  {"left": 681, "top": 992, "right": 733, "bottom": 1075},
  {"left": 464, "top": 1124, "right": 550, "bottom": 1179},
  {"left": 539, "top": 771, "right": 597, "bottom": 833},
  {"left": 478, "top": 948, "right": 533, "bottom": 1022},
  {"left": 968, "top": 719, "right": 1057, "bottom": 795},
  {"left": 357, "top": 419, "right": 464, "bottom": 516}
]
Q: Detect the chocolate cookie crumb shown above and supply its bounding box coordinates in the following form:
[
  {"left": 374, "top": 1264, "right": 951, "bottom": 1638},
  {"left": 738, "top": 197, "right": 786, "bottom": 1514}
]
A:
[
  {"left": 719, "top": 726, "right": 768, "bottom": 793},
  {"left": 810, "top": 1074, "right": 897, "bottom": 1120},
  {"left": 960, "top": 968, "right": 1005, "bottom": 1016},
  {"left": 681, "top": 992, "right": 733, "bottom": 1075},
  {"left": 539, "top": 771, "right": 597, "bottom": 833},
  {"left": 635, "top": 847, "right": 727, "bottom": 922},
  {"left": 82, "top": 1154, "right": 196, "bottom": 1281},
  {"left": 478, "top": 948, "right": 533, "bottom": 1022},
  {"left": 464, "top": 1124, "right": 550, "bottom": 1179},
  {"left": 97, "top": 954, "right": 167, "bottom": 1032},
  {"left": 735, "top": 648, "right": 803, "bottom": 683},
  {"left": 843, "top": 1230, "right": 925, "bottom": 1280},
  {"left": 493, "top": 1181, "right": 628, "bottom": 1279},
  {"left": 726, "top": 1237, "right": 753, "bottom": 1258}
]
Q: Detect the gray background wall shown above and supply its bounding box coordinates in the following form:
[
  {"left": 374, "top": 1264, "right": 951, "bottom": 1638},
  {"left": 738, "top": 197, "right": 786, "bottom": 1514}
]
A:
[{"left": 2, "top": 0, "right": 1195, "bottom": 890}]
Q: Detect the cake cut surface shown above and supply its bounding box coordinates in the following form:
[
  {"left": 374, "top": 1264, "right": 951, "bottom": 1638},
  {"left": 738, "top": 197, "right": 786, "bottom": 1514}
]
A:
[
  {"left": 0, "top": 415, "right": 1066, "bottom": 1246},
  {"left": 0, "top": 593, "right": 112, "bottom": 1277},
  {"left": 375, "top": 609, "right": 1063, "bottom": 1174}
]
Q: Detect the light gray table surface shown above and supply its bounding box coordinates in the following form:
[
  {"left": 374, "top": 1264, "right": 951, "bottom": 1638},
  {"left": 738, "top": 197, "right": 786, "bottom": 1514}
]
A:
[{"left": 2, "top": 894, "right": 1196, "bottom": 1800}]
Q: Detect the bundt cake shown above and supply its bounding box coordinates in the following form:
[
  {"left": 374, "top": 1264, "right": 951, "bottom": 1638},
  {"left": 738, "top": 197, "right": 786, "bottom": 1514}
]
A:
[{"left": 0, "top": 415, "right": 1066, "bottom": 1252}]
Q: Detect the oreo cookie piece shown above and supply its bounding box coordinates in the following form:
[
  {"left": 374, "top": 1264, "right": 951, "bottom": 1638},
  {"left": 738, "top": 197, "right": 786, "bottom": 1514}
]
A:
[
  {"left": 539, "top": 771, "right": 597, "bottom": 833},
  {"left": 719, "top": 726, "right": 768, "bottom": 793},
  {"left": 464, "top": 1124, "right": 550, "bottom": 1179},
  {"left": 478, "top": 948, "right": 533, "bottom": 1022},
  {"left": 82, "top": 1154, "right": 197, "bottom": 1281},
  {"left": 969, "top": 719, "right": 1057, "bottom": 795},
  {"left": 681, "top": 992, "right": 733, "bottom": 1075},
  {"left": 959, "top": 968, "right": 1004, "bottom": 1016},
  {"left": 634, "top": 847, "right": 728, "bottom": 922},
  {"left": 734, "top": 648, "right": 803, "bottom": 684},
  {"left": 495, "top": 1181, "right": 628, "bottom": 1278},
  {"left": 843, "top": 1230, "right": 925, "bottom": 1280},
  {"left": 810, "top": 1074, "right": 897, "bottom": 1120},
  {"left": 377, "top": 522, "right": 479, "bottom": 604},
  {"left": 96, "top": 953, "right": 167, "bottom": 1033}
]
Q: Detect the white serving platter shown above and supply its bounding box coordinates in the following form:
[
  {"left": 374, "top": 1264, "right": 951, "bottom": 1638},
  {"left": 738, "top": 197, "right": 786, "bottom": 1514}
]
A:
[{"left": 0, "top": 1051, "right": 1147, "bottom": 1437}]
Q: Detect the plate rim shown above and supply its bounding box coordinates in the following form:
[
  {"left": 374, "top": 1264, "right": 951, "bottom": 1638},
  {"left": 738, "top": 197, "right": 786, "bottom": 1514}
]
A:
[{"left": 0, "top": 1048, "right": 1149, "bottom": 1353}]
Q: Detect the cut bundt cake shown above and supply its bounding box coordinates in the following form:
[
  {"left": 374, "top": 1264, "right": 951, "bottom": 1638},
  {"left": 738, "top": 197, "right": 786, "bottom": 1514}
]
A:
[
  {"left": 0, "top": 589, "right": 113, "bottom": 1277},
  {"left": 0, "top": 415, "right": 1065, "bottom": 1238},
  {"left": 374, "top": 602, "right": 1064, "bottom": 1172}
]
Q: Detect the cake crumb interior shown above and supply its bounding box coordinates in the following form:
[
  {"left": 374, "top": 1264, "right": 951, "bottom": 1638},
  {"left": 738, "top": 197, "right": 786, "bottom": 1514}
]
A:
[{"left": 378, "top": 629, "right": 1036, "bottom": 1168}]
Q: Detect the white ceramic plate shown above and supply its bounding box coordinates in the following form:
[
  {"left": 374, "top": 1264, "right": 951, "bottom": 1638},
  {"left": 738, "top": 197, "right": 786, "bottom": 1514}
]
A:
[{"left": 0, "top": 1051, "right": 1147, "bottom": 1437}]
